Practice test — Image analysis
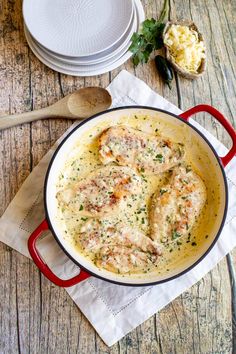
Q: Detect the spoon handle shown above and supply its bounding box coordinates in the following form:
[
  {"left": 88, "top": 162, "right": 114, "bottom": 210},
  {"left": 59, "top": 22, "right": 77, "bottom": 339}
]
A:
[{"left": 0, "top": 107, "right": 54, "bottom": 130}]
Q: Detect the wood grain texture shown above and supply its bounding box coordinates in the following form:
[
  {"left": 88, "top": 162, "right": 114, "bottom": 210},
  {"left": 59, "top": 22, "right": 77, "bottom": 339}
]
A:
[{"left": 0, "top": 0, "right": 235, "bottom": 353}]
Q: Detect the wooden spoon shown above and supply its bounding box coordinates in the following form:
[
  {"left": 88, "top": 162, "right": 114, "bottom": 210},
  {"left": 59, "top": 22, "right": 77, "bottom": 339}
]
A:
[{"left": 0, "top": 87, "right": 112, "bottom": 130}]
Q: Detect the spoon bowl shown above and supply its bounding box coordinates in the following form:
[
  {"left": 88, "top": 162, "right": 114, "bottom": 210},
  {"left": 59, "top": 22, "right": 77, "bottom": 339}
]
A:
[{"left": 66, "top": 87, "right": 112, "bottom": 118}]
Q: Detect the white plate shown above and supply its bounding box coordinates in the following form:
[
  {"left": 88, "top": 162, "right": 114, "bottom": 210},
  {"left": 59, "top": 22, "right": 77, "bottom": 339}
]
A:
[
  {"left": 24, "top": 0, "right": 145, "bottom": 76},
  {"left": 24, "top": 24, "right": 133, "bottom": 75},
  {"left": 35, "top": 9, "right": 136, "bottom": 66},
  {"left": 28, "top": 11, "right": 137, "bottom": 69},
  {"left": 25, "top": 25, "right": 133, "bottom": 71},
  {"left": 23, "top": 0, "right": 133, "bottom": 57}
]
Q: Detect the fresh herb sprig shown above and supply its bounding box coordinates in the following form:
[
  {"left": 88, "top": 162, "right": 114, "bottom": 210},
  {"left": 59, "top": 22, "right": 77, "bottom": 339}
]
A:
[
  {"left": 129, "top": 20, "right": 165, "bottom": 66},
  {"left": 129, "top": 0, "right": 169, "bottom": 66}
]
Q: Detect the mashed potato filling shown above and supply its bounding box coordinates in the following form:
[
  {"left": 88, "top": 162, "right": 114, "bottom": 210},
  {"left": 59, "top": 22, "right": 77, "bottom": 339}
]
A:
[{"left": 164, "top": 24, "right": 206, "bottom": 74}]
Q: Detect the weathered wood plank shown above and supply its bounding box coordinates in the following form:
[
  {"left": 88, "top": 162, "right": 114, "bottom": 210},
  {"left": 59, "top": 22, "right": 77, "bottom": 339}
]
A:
[
  {"left": 0, "top": 2, "right": 33, "bottom": 353},
  {"left": 0, "top": 0, "right": 235, "bottom": 353},
  {"left": 164, "top": 1, "right": 235, "bottom": 353}
]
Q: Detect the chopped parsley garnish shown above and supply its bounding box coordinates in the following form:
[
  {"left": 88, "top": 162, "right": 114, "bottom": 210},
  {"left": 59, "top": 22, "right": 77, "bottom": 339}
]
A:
[
  {"left": 160, "top": 189, "right": 167, "bottom": 195},
  {"left": 186, "top": 166, "right": 192, "bottom": 173},
  {"left": 141, "top": 175, "right": 148, "bottom": 182},
  {"left": 79, "top": 205, "right": 84, "bottom": 211},
  {"left": 166, "top": 215, "right": 171, "bottom": 223},
  {"left": 172, "top": 230, "right": 181, "bottom": 240},
  {"left": 154, "top": 154, "right": 164, "bottom": 163}
]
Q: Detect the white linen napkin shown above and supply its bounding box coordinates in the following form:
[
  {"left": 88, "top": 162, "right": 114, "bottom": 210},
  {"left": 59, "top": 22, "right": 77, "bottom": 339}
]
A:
[{"left": 0, "top": 70, "right": 236, "bottom": 347}]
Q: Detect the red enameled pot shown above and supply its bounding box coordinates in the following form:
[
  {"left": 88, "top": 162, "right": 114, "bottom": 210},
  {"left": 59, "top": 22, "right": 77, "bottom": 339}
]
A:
[{"left": 28, "top": 105, "right": 236, "bottom": 287}]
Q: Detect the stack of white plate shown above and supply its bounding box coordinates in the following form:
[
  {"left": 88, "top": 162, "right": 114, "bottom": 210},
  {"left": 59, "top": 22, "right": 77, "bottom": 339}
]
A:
[{"left": 23, "top": 0, "right": 145, "bottom": 76}]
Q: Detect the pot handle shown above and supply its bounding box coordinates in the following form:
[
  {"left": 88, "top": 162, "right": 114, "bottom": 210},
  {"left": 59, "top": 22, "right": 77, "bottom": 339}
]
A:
[
  {"left": 179, "top": 104, "right": 236, "bottom": 167},
  {"left": 28, "top": 219, "right": 91, "bottom": 287}
]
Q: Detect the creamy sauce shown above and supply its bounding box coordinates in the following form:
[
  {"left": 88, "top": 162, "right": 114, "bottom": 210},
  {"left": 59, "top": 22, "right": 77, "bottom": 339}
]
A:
[{"left": 55, "top": 113, "right": 222, "bottom": 278}]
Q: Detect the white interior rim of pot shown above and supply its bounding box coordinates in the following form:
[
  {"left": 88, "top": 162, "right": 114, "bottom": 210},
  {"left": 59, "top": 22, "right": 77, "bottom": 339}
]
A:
[{"left": 44, "top": 106, "right": 228, "bottom": 286}]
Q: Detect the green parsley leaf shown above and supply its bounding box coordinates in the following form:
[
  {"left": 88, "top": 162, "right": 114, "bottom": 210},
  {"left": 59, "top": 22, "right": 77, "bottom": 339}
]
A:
[
  {"left": 160, "top": 189, "right": 167, "bottom": 195},
  {"left": 129, "top": 0, "right": 168, "bottom": 66},
  {"left": 186, "top": 165, "right": 192, "bottom": 173},
  {"left": 154, "top": 154, "right": 164, "bottom": 163},
  {"left": 129, "top": 21, "right": 165, "bottom": 66},
  {"left": 172, "top": 230, "right": 182, "bottom": 240},
  {"left": 79, "top": 205, "right": 84, "bottom": 211}
]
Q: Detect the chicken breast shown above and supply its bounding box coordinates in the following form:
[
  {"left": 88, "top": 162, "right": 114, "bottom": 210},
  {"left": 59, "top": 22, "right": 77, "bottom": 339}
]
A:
[
  {"left": 98, "top": 126, "right": 185, "bottom": 174},
  {"left": 97, "top": 246, "right": 159, "bottom": 274},
  {"left": 56, "top": 165, "right": 141, "bottom": 217},
  {"left": 79, "top": 219, "right": 162, "bottom": 273},
  {"left": 150, "top": 165, "right": 207, "bottom": 243}
]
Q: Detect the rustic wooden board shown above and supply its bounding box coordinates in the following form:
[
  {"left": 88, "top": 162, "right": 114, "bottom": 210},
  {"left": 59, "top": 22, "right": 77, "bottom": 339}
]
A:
[{"left": 0, "top": 0, "right": 235, "bottom": 353}]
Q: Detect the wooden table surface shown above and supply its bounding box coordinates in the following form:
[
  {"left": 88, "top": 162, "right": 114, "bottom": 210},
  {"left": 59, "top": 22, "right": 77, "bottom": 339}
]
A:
[{"left": 1, "top": 0, "right": 236, "bottom": 353}]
